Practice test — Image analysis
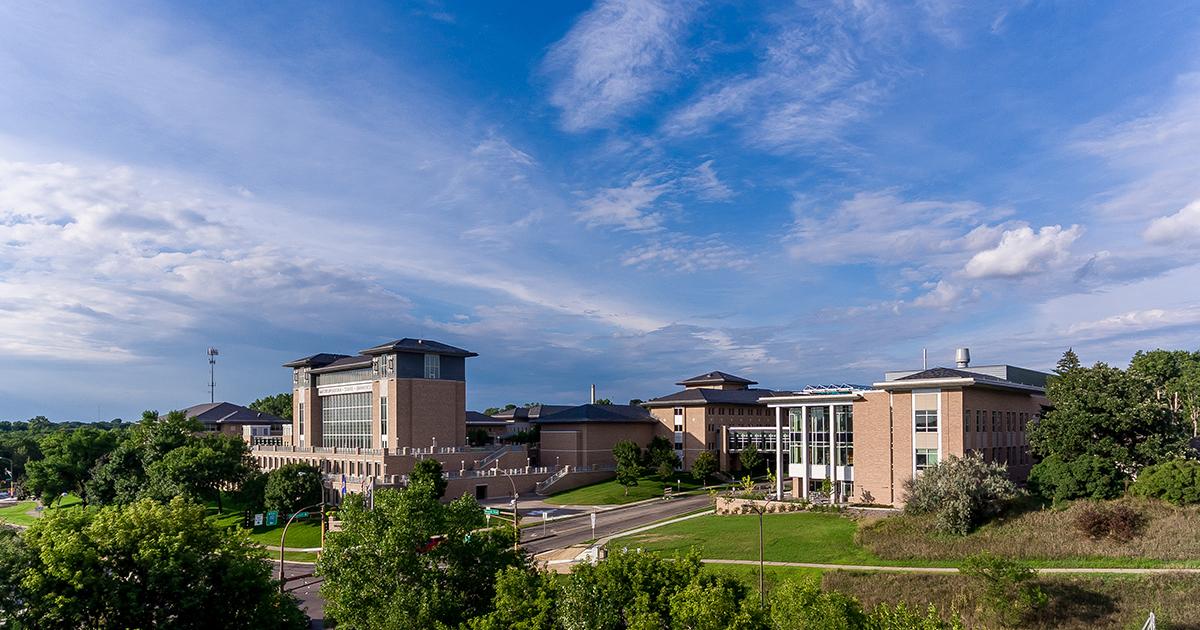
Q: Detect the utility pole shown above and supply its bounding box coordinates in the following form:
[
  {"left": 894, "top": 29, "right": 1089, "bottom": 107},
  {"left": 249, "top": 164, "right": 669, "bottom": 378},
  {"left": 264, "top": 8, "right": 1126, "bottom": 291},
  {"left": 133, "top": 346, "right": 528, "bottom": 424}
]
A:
[{"left": 207, "top": 347, "right": 219, "bottom": 403}]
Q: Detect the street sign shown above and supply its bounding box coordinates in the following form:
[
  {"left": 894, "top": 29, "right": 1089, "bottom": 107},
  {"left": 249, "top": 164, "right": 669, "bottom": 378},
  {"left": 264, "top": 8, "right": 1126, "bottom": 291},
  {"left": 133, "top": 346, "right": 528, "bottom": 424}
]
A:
[
  {"left": 591, "top": 512, "right": 596, "bottom": 540},
  {"left": 254, "top": 513, "right": 264, "bottom": 527},
  {"left": 294, "top": 512, "right": 309, "bottom": 518},
  {"left": 266, "top": 511, "right": 278, "bottom": 526},
  {"left": 484, "top": 508, "right": 500, "bottom": 516}
]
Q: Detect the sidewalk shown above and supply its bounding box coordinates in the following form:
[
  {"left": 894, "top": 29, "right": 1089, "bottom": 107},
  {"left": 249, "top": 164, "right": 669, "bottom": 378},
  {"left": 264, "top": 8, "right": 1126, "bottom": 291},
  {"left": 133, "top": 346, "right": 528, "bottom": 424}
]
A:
[{"left": 702, "top": 558, "right": 1200, "bottom": 575}]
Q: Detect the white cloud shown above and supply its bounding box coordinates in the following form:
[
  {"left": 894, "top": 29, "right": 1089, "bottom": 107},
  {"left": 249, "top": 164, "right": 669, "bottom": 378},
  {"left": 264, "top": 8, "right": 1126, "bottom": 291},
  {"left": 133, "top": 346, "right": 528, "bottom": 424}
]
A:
[
  {"left": 912, "top": 280, "right": 972, "bottom": 309},
  {"left": 786, "top": 190, "right": 998, "bottom": 265},
  {"left": 1144, "top": 199, "right": 1200, "bottom": 245},
  {"left": 0, "top": 160, "right": 409, "bottom": 360},
  {"left": 1073, "top": 73, "right": 1200, "bottom": 221},
  {"left": 681, "top": 160, "right": 734, "bottom": 201},
  {"left": 662, "top": 2, "right": 905, "bottom": 153},
  {"left": 575, "top": 175, "right": 670, "bottom": 231},
  {"left": 963, "top": 224, "right": 1081, "bottom": 278},
  {"left": 543, "top": 0, "right": 694, "bottom": 132},
  {"left": 621, "top": 234, "right": 750, "bottom": 273},
  {"left": 1064, "top": 306, "right": 1200, "bottom": 341}
]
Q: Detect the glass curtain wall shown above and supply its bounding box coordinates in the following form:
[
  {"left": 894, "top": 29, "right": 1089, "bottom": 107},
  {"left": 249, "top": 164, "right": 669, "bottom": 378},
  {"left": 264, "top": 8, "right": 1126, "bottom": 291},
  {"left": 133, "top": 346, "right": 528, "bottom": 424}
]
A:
[
  {"left": 321, "top": 392, "right": 372, "bottom": 448},
  {"left": 835, "top": 404, "right": 853, "bottom": 466},
  {"left": 807, "top": 406, "right": 830, "bottom": 466}
]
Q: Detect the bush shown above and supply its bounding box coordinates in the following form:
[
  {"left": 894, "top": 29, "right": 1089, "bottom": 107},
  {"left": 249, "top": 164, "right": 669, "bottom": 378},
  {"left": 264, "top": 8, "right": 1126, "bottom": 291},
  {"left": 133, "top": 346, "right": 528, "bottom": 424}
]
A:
[
  {"left": 903, "top": 454, "right": 1019, "bottom": 535},
  {"left": 1131, "top": 459, "right": 1200, "bottom": 505},
  {"left": 960, "top": 553, "right": 1047, "bottom": 627},
  {"left": 1072, "top": 502, "right": 1145, "bottom": 543},
  {"left": 1028, "top": 453, "right": 1127, "bottom": 503}
]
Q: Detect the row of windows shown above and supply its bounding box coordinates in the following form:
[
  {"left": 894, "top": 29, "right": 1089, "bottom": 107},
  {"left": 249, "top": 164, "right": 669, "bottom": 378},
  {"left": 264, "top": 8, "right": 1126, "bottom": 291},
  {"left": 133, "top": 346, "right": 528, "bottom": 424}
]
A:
[
  {"left": 321, "top": 392, "right": 372, "bottom": 449},
  {"left": 967, "top": 409, "right": 1031, "bottom": 434},
  {"left": 674, "top": 405, "right": 770, "bottom": 418},
  {"left": 256, "top": 456, "right": 382, "bottom": 477},
  {"left": 968, "top": 446, "right": 1030, "bottom": 466}
]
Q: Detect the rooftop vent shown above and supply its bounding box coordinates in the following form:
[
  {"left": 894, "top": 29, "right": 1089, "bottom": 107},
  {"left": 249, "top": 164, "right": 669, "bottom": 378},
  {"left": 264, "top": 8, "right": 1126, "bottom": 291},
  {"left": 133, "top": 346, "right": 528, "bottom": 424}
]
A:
[{"left": 955, "top": 347, "right": 971, "bottom": 369}]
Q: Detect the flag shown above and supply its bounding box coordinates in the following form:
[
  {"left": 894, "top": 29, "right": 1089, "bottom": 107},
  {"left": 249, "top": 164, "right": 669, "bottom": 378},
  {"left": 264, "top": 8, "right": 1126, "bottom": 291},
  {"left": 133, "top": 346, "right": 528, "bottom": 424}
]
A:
[{"left": 341, "top": 474, "right": 347, "bottom": 496}]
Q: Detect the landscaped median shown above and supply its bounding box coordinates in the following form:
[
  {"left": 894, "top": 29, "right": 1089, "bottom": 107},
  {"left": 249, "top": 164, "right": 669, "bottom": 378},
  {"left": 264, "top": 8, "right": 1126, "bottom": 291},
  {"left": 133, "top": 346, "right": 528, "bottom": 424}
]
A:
[{"left": 543, "top": 475, "right": 704, "bottom": 505}]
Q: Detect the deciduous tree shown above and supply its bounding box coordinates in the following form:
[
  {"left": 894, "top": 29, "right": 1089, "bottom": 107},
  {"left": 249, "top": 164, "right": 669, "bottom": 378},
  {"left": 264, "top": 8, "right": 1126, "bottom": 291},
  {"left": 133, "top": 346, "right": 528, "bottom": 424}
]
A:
[
  {"left": 24, "top": 427, "right": 117, "bottom": 506},
  {"left": 692, "top": 450, "right": 718, "bottom": 484},
  {"left": 0, "top": 497, "right": 306, "bottom": 629},
  {"left": 263, "top": 463, "right": 323, "bottom": 514},
  {"left": 249, "top": 393, "right": 294, "bottom": 421},
  {"left": 613, "top": 440, "right": 644, "bottom": 496}
]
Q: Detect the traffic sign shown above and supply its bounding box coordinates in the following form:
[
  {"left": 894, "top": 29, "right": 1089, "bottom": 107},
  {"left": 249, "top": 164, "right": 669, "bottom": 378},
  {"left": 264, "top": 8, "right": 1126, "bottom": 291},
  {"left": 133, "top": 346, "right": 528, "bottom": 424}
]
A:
[
  {"left": 484, "top": 508, "right": 500, "bottom": 516},
  {"left": 254, "top": 513, "right": 264, "bottom": 527},
  {"left": 294, "top": 511, "right": 309, "bottom": 518},
  {"left": 266, "top": 511, "right": 278, "bottom": 526}
]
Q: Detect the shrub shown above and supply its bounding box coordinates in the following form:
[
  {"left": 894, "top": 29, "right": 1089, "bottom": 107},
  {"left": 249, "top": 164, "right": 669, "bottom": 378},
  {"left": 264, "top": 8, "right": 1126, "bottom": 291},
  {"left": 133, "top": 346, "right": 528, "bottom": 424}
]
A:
[
  {"left": 867, "top": 602, "right": 964, "bottom": 629},
  {"left": 959, "top": 553, "right": 1047, "bottom": 627},
  {"left": 1028, "top": 453, "right": 1128, "bottom": 503},
  {"left": 1131, "top": 459, "right": 1200, "bottom": 506},
  {"left": 1073, "top": 502, "right": 1146, "bottom": 542},
  {"left": 903, "top": 453, "right": 1019, "bottom": 535}
]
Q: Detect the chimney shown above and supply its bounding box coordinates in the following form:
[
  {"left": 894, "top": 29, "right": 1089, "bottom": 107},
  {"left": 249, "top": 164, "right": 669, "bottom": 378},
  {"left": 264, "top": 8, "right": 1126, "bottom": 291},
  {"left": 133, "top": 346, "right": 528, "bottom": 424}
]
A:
[
  {"left": 590, "top": 384, "right": 596, "bottom": 404},
  {"left": 955, "top": 347, "right": 971, "bottom": 369}
]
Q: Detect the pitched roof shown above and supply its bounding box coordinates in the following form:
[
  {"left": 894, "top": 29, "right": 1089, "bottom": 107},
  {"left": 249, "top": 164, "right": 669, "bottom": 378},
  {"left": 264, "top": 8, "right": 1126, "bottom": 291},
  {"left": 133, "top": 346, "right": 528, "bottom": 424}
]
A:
[
  {"left": 490, "top": 404, "right": 573, "bottom": 420},
  {"left": 282, "top": 353, "right": 350, "bottom": 369},
  {"left": 880, "top": 366, "right": 1044, "bottom": 393},
  {"left": 677, "top": 371, "right": 757, "bottom": 386},
  {"left": 534, "top": 404, "right": 655, "bottom": 425},
  {"left": 360, "top": 338, "right": 478, "bottom": 357},
  {"left": 645, "top": 388, "right": 780, "bottom": 407},
  {"left": 466, "top": 411, "right": 508, "bottom": 426},
  {"left": 181, "top": 402, "right": 287, "bottom": 425},
  {"left": 309, "top": 355, "right": 373, "bottom": 374}
]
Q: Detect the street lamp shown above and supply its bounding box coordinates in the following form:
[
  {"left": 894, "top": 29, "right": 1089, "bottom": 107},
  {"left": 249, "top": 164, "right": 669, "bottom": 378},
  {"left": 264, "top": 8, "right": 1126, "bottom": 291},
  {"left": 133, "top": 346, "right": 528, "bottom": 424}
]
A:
[
  {"left": 0, "top": 456, "right": 13, "bottom": 497},
  {"left": 279, "top": 502, "right": 324, "bottom": 592},
  {"left": 495, "top": 463, "right": 519, "bottom": 552}
]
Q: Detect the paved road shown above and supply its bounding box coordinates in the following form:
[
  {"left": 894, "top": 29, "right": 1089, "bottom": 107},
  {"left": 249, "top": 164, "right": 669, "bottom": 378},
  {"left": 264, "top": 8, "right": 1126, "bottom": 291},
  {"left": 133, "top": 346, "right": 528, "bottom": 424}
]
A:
[
  {"left": 520, "top": 493, "right": 712, "bottom": 556},
  {"left": 272, "top": 561, "right": 325, "bottom": 630}
]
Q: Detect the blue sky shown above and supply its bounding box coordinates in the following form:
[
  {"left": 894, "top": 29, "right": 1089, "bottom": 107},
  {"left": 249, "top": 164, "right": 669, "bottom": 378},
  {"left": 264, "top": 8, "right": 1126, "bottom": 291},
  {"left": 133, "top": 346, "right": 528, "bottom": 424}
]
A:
[{"left": 2, "top": 1, "right": 1199, "bottom": 421}]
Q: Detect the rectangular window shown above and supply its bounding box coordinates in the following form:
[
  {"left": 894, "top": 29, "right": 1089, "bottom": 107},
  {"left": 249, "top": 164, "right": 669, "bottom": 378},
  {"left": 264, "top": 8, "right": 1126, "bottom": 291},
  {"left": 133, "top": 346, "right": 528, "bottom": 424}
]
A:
[
  {"left": 807, "top": 406, "right": 830, "bottom": 466},
  {"left": 299, "top": 403, "right": 305, "bottom": 436},
  {"left": 423, "top": 353, "right": 441, "bottom": 379},
  {"left": 915, "top": 448, "right": 939, "bottom": 471},
  {"left": 914, "top": 392, "right": 938, "bottom": 432},
  {"left": 380, "top": 396, "right": 388, "bottom": 438},
  {"left": 964, "top": 409, "right": 971, "bottom": 432},
  {"left": 835, "top": 405, "right": 853, "bottom": 466},
  {"left": 320, "top": 391, "right": 372, "bottom": 449}
]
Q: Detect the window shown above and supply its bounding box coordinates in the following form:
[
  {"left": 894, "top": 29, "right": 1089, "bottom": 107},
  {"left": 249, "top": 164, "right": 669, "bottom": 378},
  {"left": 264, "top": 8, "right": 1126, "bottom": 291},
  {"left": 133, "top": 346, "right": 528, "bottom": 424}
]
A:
[
  {"left": 299, "top": 403, "right": 305, "bottom": 436},
  {"left": 424, "top": 353, "right": 441, "bottom": 379},
  {"left": 913, "top": 392, "right": 938, "bottom": 433},
  {"left": 835, "top": 405, "right": 853, "bottom": 466},
  {"left": 964, "top": 409, "right": 971, "bottom": 432},
  {"left": 915, "top": 410, "right": 938, "bottom": 432},
  {"left": 738, "top": 408, "right": 744, "bottom": 416},
  {"left": 789, "top": 408, "right": 804, "bottom": 465},
  {"left": 380, "top": 396, "right": 388, "bottom": 438},
  {"left": 320, "top": 391, "right": 372, "bottom": 449},
  {"left": 807, "top": 406, "right": 830, "bottom": 466},
  {"left": 915, "top": 448, "right": 939, "bottom": 471}
]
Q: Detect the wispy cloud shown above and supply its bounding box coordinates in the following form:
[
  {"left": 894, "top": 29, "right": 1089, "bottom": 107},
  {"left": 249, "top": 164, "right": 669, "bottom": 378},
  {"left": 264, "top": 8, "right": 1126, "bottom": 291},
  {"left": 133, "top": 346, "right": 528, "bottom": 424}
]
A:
[
  {"left": 621, "top": 233, "right": 751, "bottom": 272},
  {"left": 542, "top": 0, "right": 695, "bottom": 132},
  {"left": 575, "top": 175, "right": 671, "bottom": 231},
  {"left": 681, "top": 160, "right": 734, "bottom": 201}
]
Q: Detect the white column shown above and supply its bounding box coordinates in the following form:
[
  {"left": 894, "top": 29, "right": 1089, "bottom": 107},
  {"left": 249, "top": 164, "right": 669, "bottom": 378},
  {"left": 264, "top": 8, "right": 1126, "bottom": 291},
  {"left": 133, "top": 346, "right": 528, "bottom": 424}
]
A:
[
  {"left": 828, "top": 404, "right": 837, "bottom": 503},
  {"left": 800, "top": 406, "right": 809, "bottom": 499},
  {"left": 774, "top": 406, "right": 783, "bottom": 499}
]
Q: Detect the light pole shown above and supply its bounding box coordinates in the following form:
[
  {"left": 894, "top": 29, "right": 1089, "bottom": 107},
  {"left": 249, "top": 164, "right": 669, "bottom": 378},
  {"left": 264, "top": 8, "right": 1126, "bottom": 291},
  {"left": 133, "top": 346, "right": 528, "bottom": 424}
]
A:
[
  {"left": 0, "top": 456, "right": 12, "bottom": 497},
  {"left": 279, "top": 502, "right": 324, "bottom": 592},
  {"left": 496, "top": 464, "right": 519, "bottom": 551}
]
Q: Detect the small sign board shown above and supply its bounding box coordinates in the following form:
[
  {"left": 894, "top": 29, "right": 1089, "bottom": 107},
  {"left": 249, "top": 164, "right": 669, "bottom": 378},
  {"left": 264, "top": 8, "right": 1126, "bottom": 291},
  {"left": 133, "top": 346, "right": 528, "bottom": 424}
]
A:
[
  {"left": 590, "top": 512, "right": 596, "bottom": 528},
  {"left": 254, "top": 513, "right": 264, "bottom": 527},
  {"left": 266, "top": 511, "right": 278, "bottom": 526},
  {"left": 484, "top": 508, "right": 500, "bottom": 516},
  {"left": 328, "top": 519, "right": 343, "bottom": 533},
  {"left": 294, "top": 512, "right": 309, "bottom": 518}
]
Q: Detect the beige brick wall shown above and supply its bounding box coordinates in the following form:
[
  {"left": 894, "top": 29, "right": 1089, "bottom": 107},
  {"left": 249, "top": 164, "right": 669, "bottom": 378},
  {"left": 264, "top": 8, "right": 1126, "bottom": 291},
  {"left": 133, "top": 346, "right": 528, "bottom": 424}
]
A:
[
  {"left": 850, "top": 392, "right": 893, "bottom": 505},
  {"left": 540, "top": 422, "right": 655, "bottom": 468}
]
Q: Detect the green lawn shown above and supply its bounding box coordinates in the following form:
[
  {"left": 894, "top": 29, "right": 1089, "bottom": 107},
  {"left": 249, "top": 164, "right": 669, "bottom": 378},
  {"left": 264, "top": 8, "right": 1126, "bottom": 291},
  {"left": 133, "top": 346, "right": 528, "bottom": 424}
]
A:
[
  {"left": 545, "top": 477, "right": 703, "bottom": 505},
  {"left": 611, "top": 512, "right": 893, "bottom": 565},
  {"left": 610, "top": 511, "right": 1199, "bottom": 569},
  {"left": 205, "top": 499, "right": 324, "bottom": 549},
  {"left": 0, "top": 494, "right": 84, "bottom": 527}
]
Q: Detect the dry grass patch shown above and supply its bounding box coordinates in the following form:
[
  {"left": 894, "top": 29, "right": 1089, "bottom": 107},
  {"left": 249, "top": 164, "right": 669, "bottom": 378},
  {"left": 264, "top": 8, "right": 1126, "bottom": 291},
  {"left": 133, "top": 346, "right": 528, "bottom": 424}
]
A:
[
  {"left": 824, "top": 571, "right": 1200, "bottom": 630},
  {"left": 858, "top": 498, "right": 1200, "bottom": 564}
]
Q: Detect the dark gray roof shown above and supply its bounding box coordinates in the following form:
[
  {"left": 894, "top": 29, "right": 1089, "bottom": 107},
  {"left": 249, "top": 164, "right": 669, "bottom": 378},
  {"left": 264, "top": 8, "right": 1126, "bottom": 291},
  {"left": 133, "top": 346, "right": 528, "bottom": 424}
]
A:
[
  {"left": 361, "top": 338, "right": 478, "bottom": 357},
  {"left": 466, "top": 411, "right": 508, "bottom": 425},
  {"left": 645, "top": 388, "right": 780, "bottom": 407},
  {"left": 534, "top": 404, "right": 655, "bottom": 425},
  {"left": 677, "top": 371, "right": 757, "bottom": 386},
  {"left": 889, "top": 367, "right": 1044, "bottom": 393},
  {"left": 491, "top": 404, "right": 574, "bottom": 420},
  {"left": 182, "top": 402, "right": 287, "bottom": 425},
  {"left": 898, "top": 367, "right": 1009, "bottom": 384},
  {"left": 310, "top": 355, "right": 373, "bottom": 374},
  {"left": 282, "top": 353, "right": 349, "bottom": 369}
]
